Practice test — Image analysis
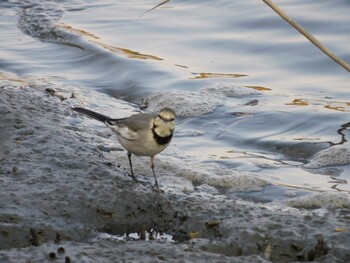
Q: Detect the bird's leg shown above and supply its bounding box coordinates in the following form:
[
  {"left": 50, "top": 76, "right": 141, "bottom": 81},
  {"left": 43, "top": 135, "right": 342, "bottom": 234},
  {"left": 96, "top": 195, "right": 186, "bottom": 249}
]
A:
[
  {"left": 127, "top": 152, "right": 138, "bottom": 183},
  {"left": 150, "top": 156, "right": 160, "bottom": 192}
]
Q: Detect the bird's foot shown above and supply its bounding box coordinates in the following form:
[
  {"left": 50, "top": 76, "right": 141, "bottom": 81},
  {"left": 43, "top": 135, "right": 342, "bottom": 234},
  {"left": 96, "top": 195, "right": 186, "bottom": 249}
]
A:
[
  {"left": 125, "top": 172, "right": 151, "bottom": 186},
  {"left": 126, "top": 172, "right": 138, "bottom": 183},
  {"left": 152, "top": 183, "right": 162, "bottom": 194}
]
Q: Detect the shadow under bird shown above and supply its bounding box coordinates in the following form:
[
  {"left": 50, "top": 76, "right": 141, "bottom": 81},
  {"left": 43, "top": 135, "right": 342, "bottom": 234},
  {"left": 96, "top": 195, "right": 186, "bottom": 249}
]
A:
[{"left": 72, "top": 107, "right": 176, "bottom": 192}]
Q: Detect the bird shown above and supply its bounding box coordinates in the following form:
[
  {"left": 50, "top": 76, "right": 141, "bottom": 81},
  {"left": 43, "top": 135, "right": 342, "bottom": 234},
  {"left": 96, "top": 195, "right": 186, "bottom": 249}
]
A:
[{"left": 72, "top": 106, "right": 176, "bottom": 192}]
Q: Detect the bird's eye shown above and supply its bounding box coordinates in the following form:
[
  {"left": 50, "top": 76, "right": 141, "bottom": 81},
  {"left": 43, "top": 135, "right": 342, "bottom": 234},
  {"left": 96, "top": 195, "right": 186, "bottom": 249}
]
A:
[{"left": 159, "top": 115, "right": 174, "bottom": 122}]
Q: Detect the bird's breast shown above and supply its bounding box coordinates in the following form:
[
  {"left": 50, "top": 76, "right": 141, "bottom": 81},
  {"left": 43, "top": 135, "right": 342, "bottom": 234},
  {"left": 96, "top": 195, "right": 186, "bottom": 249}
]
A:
[
  {"left": 152, "top": 129, "right": 173, "bottom": 146},
  {"left": 116, "top": 130, "right": 171, "bottom": 157}
]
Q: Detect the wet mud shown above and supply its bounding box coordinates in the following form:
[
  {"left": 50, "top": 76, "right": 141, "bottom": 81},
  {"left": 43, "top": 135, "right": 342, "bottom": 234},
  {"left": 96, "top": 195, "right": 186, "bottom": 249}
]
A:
[{"left": 1, "top": 83, "right": 350, "bottom": 262}]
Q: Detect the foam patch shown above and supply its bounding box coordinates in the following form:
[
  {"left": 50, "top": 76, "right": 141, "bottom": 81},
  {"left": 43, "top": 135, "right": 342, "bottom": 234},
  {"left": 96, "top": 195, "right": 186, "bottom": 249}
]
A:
[
  {"left": 144, "top": 84, "right": 261, "bottom": 117},
  {"left": 287, "top": 192, "right": 350, "bottom": 209},
  {"left": 174, "top": 129, "right": 203, "bottom": 137},
  {"left": 305, "top": 145, "right": 350, "bottom": 169},
  {"left": 204, "top": 174, "right": 268, "bottom": 191},
  {"left": 176, "top": 168, "right": 269, "bottom": 192},
  {"left": 144, "top": 90, "right": 222, "bottom": 117},
  {"left": 201, "top": 84, "right": 262, "bottom": 97}
]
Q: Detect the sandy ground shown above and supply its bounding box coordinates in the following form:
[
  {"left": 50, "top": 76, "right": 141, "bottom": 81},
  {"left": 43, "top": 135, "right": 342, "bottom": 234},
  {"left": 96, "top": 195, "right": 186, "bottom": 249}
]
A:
[{"left": 1, "top": 81, "right": 350, "bottom": 263}]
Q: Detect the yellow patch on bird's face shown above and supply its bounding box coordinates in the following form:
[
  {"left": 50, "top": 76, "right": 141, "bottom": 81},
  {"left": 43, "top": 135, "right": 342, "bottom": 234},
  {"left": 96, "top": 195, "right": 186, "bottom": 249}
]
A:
[{"left": 159, "top": 108, "right": 175, "bottom": 121}]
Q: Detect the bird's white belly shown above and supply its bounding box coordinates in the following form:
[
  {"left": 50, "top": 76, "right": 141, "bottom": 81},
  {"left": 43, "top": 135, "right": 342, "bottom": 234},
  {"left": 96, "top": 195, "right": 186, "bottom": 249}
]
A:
[{"left": 117, "top": 134, "right": 169, "bottom": 157}]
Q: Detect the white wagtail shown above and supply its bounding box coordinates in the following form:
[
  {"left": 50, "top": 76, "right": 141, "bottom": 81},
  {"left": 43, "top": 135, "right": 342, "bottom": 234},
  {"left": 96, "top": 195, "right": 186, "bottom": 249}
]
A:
[{"left": 72, "top": 107, "right": 175, "bottom": 191}]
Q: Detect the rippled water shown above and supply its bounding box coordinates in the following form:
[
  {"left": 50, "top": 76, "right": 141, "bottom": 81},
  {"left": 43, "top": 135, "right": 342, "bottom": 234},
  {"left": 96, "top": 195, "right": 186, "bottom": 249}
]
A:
[{"left": 1, "top": 0, "right": 350, "bottom": 197}]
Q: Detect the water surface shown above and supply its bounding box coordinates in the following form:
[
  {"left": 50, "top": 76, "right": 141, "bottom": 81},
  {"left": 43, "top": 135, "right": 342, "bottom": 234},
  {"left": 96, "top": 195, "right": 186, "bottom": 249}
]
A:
[{"left": 1, "top": 0, "right": 350, "bottom": 198}]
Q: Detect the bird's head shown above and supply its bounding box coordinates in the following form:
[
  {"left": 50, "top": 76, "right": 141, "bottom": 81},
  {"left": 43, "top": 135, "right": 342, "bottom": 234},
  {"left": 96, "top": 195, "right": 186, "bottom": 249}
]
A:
[{"left": 153, "top": 108, "right": 176, "bottom": 137}]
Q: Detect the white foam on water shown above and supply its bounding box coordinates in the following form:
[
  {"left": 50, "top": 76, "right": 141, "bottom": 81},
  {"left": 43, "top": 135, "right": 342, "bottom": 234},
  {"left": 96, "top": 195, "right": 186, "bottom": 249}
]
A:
[
  {"left": 144, "top": 90, "right": 222, "bottom": 117},
  {"left": 16, "top": 0, "right": 64, "bottom": 38},
  {"left": 175, "top": 162, "right": 269, "bottom": 192},
  {"left": 144, "top": 84, "right": 261, "bottom": 117},
  {"left": 201, "top": 83, "right": 262, "bottom": 97},
  {"left": 287, "top": 192, "right": 350, "bottom": 209},
  {"left": 205, "top": 174, "right": 268, "bottom": 191},
  {"left": 305, "top": 145, "right": 350, "bottom": 169},
  {"left": 174, "top": 129, "right": 203, "bottom": 137}
]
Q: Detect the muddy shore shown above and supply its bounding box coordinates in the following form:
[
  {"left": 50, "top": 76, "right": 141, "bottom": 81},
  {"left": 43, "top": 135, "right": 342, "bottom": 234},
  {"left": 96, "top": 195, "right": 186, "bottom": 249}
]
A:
[{"left": 1, "top": 82, "right": 350, "bottom": 263}]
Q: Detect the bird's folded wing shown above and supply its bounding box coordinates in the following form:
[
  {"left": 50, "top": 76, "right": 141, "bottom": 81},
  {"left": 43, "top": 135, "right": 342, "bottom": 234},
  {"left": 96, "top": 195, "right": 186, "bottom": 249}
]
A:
[{"left": 107, "top": 122, "right": 138, "bottom": 140}]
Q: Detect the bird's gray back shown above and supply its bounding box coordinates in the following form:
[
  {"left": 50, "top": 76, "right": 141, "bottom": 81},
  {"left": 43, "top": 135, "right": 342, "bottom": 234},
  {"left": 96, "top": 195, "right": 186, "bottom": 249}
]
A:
[{"left": 120, "top": 112, "right": 155, "bottom": 131}]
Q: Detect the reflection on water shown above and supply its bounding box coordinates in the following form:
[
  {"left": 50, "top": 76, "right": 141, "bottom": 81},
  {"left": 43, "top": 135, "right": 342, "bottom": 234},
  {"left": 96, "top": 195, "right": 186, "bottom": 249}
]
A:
[
  {"left": 330, "top": 122, "right": 350, "bottom": 146},
  {"left": 244, "top": 85, "right": 272, "bottom": 91},
  {"left": 190, "top": 72, "right": 248, "bottom": 79},
  {"left": 287, "top": 98, "right": 350, "bottom": 112},
  {"left": 1, "top": 0, "right": 350, "bottom": 197},
  {"left": 57, "top": 23, "right": 164, "bottom": 60},
  {"left": 103, "top": 45, "right": 163, "bottom": 61}
]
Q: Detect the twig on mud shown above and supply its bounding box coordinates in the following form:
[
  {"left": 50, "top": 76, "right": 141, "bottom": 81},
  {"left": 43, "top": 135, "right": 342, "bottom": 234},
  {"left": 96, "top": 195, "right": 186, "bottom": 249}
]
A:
[
  {"left": 45, "top": 88, "right": 66, "bottom": 101},
  {"left": 71, "top": 92, "right": 85, "bottom": 107},
  {"left": 262, "top": 0, "right": 350, "bottom": 72}
]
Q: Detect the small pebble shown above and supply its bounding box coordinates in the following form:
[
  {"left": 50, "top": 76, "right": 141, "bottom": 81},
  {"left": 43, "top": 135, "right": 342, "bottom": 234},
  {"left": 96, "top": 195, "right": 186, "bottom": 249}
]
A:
[{"left": 48, "top": 252, "right": 56, "bottom": 259}]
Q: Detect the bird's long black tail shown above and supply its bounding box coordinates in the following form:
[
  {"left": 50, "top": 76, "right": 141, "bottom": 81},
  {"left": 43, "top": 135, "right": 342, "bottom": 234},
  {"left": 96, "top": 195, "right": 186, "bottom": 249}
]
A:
[{"left": 72, "top": 107, "right": 112, "bottom": 123}]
